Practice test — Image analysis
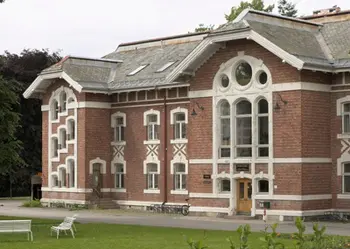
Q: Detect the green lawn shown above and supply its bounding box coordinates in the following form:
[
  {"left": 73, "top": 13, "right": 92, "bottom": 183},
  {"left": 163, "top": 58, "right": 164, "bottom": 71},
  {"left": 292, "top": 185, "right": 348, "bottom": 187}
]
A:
[{"left": 0, "top": 216, "right": 295, "bottom": 249}]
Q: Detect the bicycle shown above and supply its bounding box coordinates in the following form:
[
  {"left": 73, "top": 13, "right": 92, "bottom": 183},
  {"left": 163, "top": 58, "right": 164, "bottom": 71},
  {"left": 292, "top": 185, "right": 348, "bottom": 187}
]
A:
[{"left": 181, "top": 198, "right": 190, "bottom": 216}]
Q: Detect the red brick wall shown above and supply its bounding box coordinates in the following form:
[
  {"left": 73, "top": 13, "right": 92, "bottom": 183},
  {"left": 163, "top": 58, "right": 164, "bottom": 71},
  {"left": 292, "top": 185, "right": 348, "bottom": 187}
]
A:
[
  {"left": 42, "top": 111, "right": 48, "bottom": 187},
  {"left": 274, "top": 164, "right": 302, "bottom": 195},
  {"left": 188, "top": 165, "right": 213, "bottom": 193}
]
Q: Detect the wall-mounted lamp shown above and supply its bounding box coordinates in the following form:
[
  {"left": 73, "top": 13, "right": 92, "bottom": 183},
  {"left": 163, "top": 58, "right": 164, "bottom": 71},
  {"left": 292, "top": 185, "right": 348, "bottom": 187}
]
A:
[
  {"left": 274, "top": 93, "right": 288, "bottom": 111},
  {"left": 191, "top": 101, "right": 204, "bottom": 116}
]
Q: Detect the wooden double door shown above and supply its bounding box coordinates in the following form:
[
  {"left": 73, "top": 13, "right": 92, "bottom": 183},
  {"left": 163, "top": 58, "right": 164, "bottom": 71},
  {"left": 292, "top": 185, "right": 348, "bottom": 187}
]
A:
[{"left": 236, "top": 179, "right": 252, "bottom": 213}]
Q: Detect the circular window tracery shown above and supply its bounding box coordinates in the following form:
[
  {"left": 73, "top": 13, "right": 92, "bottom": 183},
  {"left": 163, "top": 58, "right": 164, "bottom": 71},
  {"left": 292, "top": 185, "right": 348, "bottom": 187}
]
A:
[
  {"left": 235, "top": 62, "right": 252, "bottom": 86},
  {"left": 257, "top": 71, "right": 268, "bottom": 85},
  {"left": 220, "top": 74, "right": 229, "bottom": 88}
]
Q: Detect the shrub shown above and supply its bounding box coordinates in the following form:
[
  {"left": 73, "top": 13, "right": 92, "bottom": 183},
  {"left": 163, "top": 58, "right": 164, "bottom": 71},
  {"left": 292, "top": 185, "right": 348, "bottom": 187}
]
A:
[
  {"left": 260, "top": 223, "right": 285, "bottom": 249},
  {"left": 22, "top": 199, "right": 42, "bottom": 207},
  {"left": 184, "top": 231, "right": 208, "bottom": 249},
  {"left": 227, "top": 224, "right": 251, "bottom": 249}
]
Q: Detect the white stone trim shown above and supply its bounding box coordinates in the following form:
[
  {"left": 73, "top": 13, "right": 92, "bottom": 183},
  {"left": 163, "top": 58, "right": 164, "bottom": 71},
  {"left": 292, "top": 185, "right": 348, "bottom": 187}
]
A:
[
  {"left": 189, "top": 90, "right": 213, "bottom": 98},
  {"left": 255, "top": 194, "right": 332, "bottom": 200},
  {"left": 189, "top": 159, "right": 213, "bottom": 164},
  {"left": 143, "top": 189, "right": 160, "bottom": 194},
  {"left": 256, "top": 209, "right": 333, "bottom": 217},
  {"left": 336, "top": 95, "right": 350, "bottom": 116},
  {"left": 113, "top": 188, "right": 127, "bottom": 193},
  {"left": 143, "top": 140, "right": 161, "bottom": 145},
  {"left": 170, "top": 139, "right": 188, "bottom": 144},
  {"left": 143, "top": 109, "right": 160, "bottom": 126},
  {"left": 189, "top": 158, "right": 332, "bottom": 164},
  {"left": 189, "top": 193, "right": 231, "bottom": 199},
  {"left": 171, "top": 190, "right": 189, "bottom": 195},
  {"left": 41, "top": 187, "right": 92, "bottom": 193},
  {"left": 170, "top": 159, "right": 188, "bottom": 174},
  {"left": 143, "top": 160, "right": 160, "bottom": 174},
  {"left": 78, "top": 101, "right": 111, "bottom": 109},
  {"left": 272, "top": 82, "right": 331, "bottom": 92},
  {"left": 274, "top": 158, "right": 332, "bottom": 163},
  {"left": 170, "top": 107, "right": 188, "bottom": 124},
  {"left": 111, "top": 111, "right": 126, "bottom": 127},
  {"left": 114, "top": 200, "right": 187, "bottom": 206},
  {"left": 337, "top": 194, "right": 350, "bottom": 199},
  {"left": 89, "top": 157, "right": 107, "bottom": 174},
  {"left": 189, "top": 206, "right": 229, "bottom": 213},
  {"left": 41, "top": 198, "right": 87, "bottom": 205}
]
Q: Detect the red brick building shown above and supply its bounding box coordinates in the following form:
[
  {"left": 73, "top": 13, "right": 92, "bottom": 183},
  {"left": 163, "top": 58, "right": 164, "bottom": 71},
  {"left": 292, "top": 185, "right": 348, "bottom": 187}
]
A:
[{"left": 23, "top": 8, "right": 350, "bottom": 220}]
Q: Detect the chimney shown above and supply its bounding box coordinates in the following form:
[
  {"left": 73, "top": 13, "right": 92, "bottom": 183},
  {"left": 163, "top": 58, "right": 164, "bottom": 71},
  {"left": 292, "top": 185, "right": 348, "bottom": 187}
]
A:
[{"left": 301, "top": 6, "right": 350, "bottom": 23}]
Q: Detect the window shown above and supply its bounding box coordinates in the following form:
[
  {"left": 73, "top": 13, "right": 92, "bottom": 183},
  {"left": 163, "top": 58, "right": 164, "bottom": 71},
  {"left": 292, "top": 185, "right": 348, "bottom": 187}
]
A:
[
  {"left": 174, "top": 163, "right": 186, "bottom": 190},
  {"left": 67, "top": 120, "right": 75, "bottom": 140},
  {"left": 147, "top": 114, "right": 159, "bottom": 140},
  {"left": 146, "top": 163, "right": 158, "bottom": 189},
  {"left": 220, "top": 101, "right": 230, "bottom": 158},
  {"left": 68, "top": 160, "right": 75, "bottom": 188},
  {"left": 235, "top": 62, "right": 252, "bottom": 86},
  {"left": 174, "top": 113, "right": 186, "bottom": 139},
  {"left": 220, "top": 179, "right": 231, "bottom": 192},
  {"left": 52, "top": 100, "right": 59, "bottom": 120},
  {"left": 52, "top": 175, "right": 58, "bottom": 187},
  {"left": 258, "top": 180, "right": 269, "bottom": 193},
  {"left": 114, "top": 117, "right": 125, "bottom": 142},
  {"left": 59, "top": 168, "right": 67, "bottom": 188},
  {"left": 128, "top": 65, "right": 148, "bottom": 76},
  {"left": 52, "top": 138, "right": 58, "bottom": 158},
  {"left": 236, "top": 100, "right": 252, "bottom": 157},
  {"left": 60, "top": 91, "right": 67, "bottom": 112},
  {"left": 115, "top": 163, "right": 125, "bottom": 189},
  {"left": 59, "top": 129, "right": 67, "bottom": 149},
  {"left": 257, "top": 99, "right": 269, "bottom": 157},
  {"left": 156, "top": 61, "right": 175, "bottom": 72},
  {"left": 220, "top": 74, "right": 229, "bottom": 88},
  {"left": 343, "top": 103, "right": 350, "bottom": 133},
  {"left": 343, "top": 163, "right": 350, "bottom": 193}
]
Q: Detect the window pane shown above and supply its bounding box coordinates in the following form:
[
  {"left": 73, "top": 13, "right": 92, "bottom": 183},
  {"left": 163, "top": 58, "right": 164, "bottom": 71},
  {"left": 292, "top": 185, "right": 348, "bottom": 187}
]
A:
[
  {"left": 175, "top": 164, "right": 186, "bottom": 173},
  {"left": 258, "top": 180, "right": 269, "bottom": 192},
  {"left": 175, "top": 123, "right": 180, "bottom": 139},
  {"left": 258, "top": 116, "right": 268, "bottom": 144},
  {"left": 181, "top": 175, "right": 187, "bottom": 189},
  {"left": 247, "top": 182, "right": 252, "bottom": 199},
  {"left": 116, "top": 164, "right": 124, "bottom": 173},
  {"left": 259, "top": 147, "right": 269, "bottom": 157},
  {"left": 344, "top": 114, "right": 350, "bottom": 133},
  {"left": 181, "top": 123, "right": 186, "bottom": 139},
  {"left": 235, "top": 62, "right": 252, "bottom": 86},
  {"left": 148, "top": 164, "right": 157, "bottom": 173},
  {"left": 148, "top": 114, "right": 157, "bottom": 123},
  {"left": 237, "top": 148, "right": 252, "bottom": 157},
  {"left": 237, "top": 117, "right": 251, "bottom": 145},
  {"left": 220, "top": 101, "right": 230, "bottom": 116},
  {"left": 220, "top": 148, "right": 231, "bottom": 158},
  {"left": 239, "top": 183, "right": 244, "bottom": 199},
  {"left": 344, "top": 163, "right": 350, "bottom": 173},
  {"left": 154, "top": 125, "right": 159, "bottom": 139},
  {"left": 148, "top": 125, "right": 153, "bottom": 140},
  {"left": 176, "top": 113, "right": 185, "bottom": 121},
  {"left": 147, "top": 174, "right": 153, "bottom": 189},
  {"left": 154, "top": 174, "right": 158, "bottom": 188},
  {"left": 344, "top": 176, "right": 350, "bottom": 193},
  {"left": 236, "top": 100, "right": 251, "bottom": 115},
  {"left": 344, "top": 103, "right": 350, "bottom": 112},
  {"left": 221, "top": 118, "right": 230, "bottom": 145},
  {"left": 222, "top": 179, "right": 231, "bottom": 191},
  {"left": 117, "top": 117, "right": 124, "bottom": 125},
  {"left": 258, "top": 99, "right": 268, "bottom": 114}
]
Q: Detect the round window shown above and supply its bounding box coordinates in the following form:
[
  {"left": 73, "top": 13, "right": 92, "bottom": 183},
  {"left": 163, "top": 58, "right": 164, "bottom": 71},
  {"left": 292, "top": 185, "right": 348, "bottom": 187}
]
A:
[
  {"left": 220, "top": 74, "right": 229, "bottom": 88},
  {"left": 258, "top": 71, "right": 268, "bottom": 85},
  {"left": 235, "top": 62, "right": 252, "bottom": 86}
]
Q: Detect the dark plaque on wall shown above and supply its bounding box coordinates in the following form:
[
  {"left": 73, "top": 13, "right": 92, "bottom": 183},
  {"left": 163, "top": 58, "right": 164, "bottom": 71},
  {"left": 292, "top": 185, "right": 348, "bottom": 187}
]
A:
[
  {"left": 203, "top": 174, "right": 211, "bottom": 179},
  {"left": 235, "top": 164, "right": 250, "bottom": 172}
]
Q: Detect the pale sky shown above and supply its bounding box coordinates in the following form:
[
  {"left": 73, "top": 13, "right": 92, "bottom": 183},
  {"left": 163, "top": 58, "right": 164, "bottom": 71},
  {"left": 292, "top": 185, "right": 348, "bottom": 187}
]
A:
[{"left": 0, "top": 0, "right": 349, "bottom": 58}]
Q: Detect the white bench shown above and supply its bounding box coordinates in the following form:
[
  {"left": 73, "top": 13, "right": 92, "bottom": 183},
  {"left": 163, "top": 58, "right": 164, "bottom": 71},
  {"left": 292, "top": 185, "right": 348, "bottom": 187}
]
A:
[
  {"left": 0, "top": 220, "right": 33, "bottom": 241},
  {"left": 50, "top": 217, "right": 76, "bottom": 239}
]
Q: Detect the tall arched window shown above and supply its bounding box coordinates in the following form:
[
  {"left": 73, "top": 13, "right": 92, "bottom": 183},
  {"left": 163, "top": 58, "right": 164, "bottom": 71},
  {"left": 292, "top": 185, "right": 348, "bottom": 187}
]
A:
[
  {"left": 236, "top": 100, "right": 252, "bottom": 157},
  {"left": 257, "top": 99, "right": 269, "bottom": 157},
  {"left": 67, "top": 159, "right": 75, "bottom": 188},
  {"left": 51, "top": 100, "right": 59, "bottom": 120},
  {"left": 60, "top": 91, "right": 67, "bottom": 112},
  {"left": 220, "top": 100, "right": 230, "bottom": 158}
]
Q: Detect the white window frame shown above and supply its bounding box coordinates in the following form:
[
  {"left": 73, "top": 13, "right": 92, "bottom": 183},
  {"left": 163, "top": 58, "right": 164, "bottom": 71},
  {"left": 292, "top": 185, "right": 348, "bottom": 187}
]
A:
[
  {"left": 170, "top": 107, "right": 188, "bottom": 143},
  {"left": 111, "top": 112, "right": 126, "bottom": 144},
  {"left": 67, "top": 159, "right": 75, "bottom": 188},
  {"left": 174, "top": 163, "right": 187, "bottom": 190},
  {"left": 143, "top": 161, "right": 160, "bottom": 194},
  {"left": 60, "top": 91, "right": 67, "bottom": 112},
  {"left": 51, "top": 174, "right": 59, "bottom": 188},
  {"left": 343, "top": 103, "right": 350, "bottom": 134},
  {"left": 115, "top": 163, "right": 125, "bottom": 189},
  {"left": 58, "top": 166, "right": 67, "bottom": 188},
  {"left": 67, "top": 118, "right": 75, "bottom": 141},
  {"left": 219, "top": 179, "right": 231, "bottom": 193},
  {"left": 144, "top": 109, "right": 160, "bottom": 142},
  {"left": 235, "top": 100, "right": 252, "bottom": 158},
  {"left": 51, "top": 100, "right": 59, "bottom": 121},
  {"left": 51, "top": 137, "right": 58, "bottom": 158},
  {"left": 257, "top": 98, "right": 269, "bottom": 157},
  {"left": 58, "top": 127, "right": 67, "bottom": 150},
  {"left": 219, "top": 101, "right": 231, "bottom": 158},
  {"left": 343, "top": 163, "right": 350, "bottom": 194}
]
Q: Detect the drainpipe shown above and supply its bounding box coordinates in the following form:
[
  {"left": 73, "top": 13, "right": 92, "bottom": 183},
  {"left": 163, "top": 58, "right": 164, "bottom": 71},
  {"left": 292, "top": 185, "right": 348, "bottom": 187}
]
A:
[{"left": 163, "top": 92, "right": 168, "bottom": 204}]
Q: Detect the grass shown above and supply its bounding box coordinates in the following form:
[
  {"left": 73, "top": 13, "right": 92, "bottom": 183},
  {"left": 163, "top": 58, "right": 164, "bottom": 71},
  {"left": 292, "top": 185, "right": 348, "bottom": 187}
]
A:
[
  {"left": 0, "top": 196, "right": 30, "bottom": 200},
  {"left": 0, "top": 216, "right": 296, "bottom": 249}
]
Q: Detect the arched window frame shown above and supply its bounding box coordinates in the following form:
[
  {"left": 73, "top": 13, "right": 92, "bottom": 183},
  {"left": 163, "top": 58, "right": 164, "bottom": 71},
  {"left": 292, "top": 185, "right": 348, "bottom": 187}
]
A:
[
  {"left": 235, "top": 99, "right": 252, "bottom": 158},
  {"left": 219, "top": 100, "right": 231, "bottom": 158},
  {"left": 257, "top": 98, "right": 269, "bottom": 157}
]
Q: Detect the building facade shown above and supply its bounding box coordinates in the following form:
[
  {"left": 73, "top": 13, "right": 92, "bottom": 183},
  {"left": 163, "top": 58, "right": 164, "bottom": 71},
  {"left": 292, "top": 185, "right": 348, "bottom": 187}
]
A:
[{"left": 24, "top": 8, "right": 350, "bottom": 220}]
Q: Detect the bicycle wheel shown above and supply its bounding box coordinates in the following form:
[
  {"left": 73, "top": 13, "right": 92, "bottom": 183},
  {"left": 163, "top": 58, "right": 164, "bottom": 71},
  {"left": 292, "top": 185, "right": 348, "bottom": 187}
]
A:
[{"left": 181, "top": 205, "right": 190, "bottom": 216}]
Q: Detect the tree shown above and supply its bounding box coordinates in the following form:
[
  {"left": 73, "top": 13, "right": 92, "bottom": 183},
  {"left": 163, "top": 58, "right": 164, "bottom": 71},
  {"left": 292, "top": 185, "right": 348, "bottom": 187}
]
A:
[
  {"left": 278, "top": 0, "right": 298, "bottom": 17},
  {"left": 194, "top": 24, "right": 214, "bottom": 32},
  {"left": 0, "top": 0, "right": 4, "bottom": 3},
  {"left": 0, "top": 76, "right": 23, "bottom": 175},
  {"left": 225, "top": 0, "right": 275, "bottom": 22},
  {"left": 0, "top": 49, "right": 61, "bottom": 197}
]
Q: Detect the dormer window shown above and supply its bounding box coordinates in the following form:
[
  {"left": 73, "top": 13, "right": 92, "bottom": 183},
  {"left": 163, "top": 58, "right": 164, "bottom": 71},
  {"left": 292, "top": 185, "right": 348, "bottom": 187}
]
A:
[
  {"left": 127, "top": 65, "right": 148, "bottom": 76},
  {"left": 156, "top": 62, "right": 175, "bottom": 72}
]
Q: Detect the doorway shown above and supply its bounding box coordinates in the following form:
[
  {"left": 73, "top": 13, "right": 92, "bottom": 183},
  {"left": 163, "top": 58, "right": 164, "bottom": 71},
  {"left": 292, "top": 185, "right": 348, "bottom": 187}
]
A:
[{"left": 236, "top": 179, "right": 252, "bottom": 213}]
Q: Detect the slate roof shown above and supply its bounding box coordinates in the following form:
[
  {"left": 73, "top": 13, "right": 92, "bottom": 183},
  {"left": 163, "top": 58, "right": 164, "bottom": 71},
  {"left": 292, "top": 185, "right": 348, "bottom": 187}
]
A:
[{"left": 31, "top": 9, "right": 350, "bottom": 95}]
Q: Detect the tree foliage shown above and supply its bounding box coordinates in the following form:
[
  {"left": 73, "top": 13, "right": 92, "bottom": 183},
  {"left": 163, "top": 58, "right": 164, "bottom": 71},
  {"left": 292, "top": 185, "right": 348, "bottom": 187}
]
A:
[
  {"left": 194, "top": 24, "right": 214, "bottom": 32},
  {"left": 0, "top": 76, "right": 23, "bottom": 175},
  {"left": 0, "top": 49, "right": 61, "bottom": 196},
  {"left": 277, "top": 0, "right": 298, "bottom": 17},
  {"left": 225, "top": 0, "right": 275, "bottom": 22}
]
